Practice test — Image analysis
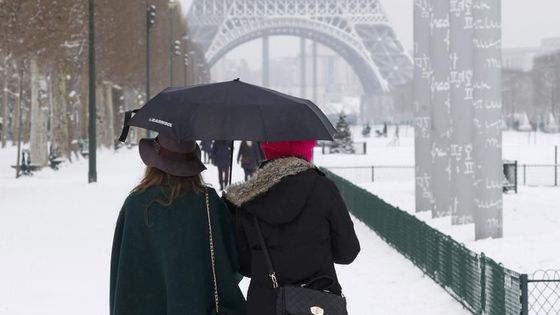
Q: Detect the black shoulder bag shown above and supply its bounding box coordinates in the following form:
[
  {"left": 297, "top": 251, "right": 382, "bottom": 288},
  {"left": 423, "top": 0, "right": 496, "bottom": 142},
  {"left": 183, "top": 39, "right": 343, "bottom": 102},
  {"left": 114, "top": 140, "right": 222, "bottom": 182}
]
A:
[{"left": 252, "top": 216, "right": 349, "bottom": 315}]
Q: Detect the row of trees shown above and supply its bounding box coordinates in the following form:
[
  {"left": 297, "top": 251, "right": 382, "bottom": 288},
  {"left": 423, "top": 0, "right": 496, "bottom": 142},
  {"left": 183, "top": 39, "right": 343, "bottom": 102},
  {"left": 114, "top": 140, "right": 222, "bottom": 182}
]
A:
[
  {"left": 502, "top": 51, "right": 560, "bottom": 131},
  {"left": 0, "top": 0, "right": 208, "bottom": 166}
]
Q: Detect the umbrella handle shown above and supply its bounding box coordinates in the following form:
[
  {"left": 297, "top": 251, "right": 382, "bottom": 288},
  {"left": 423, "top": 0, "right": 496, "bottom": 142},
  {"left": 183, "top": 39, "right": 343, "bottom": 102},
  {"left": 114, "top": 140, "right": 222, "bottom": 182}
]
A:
[{"left": 118, "top": 109, "right": 139, "bottom": 142}]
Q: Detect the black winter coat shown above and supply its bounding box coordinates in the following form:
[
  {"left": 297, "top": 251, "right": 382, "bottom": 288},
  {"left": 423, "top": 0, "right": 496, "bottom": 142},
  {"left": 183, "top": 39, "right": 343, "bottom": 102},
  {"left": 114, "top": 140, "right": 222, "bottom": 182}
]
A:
[
  {"left": 110, "top": 187, "right": 246, "bottom": 315},
  {"left": 237, "top": 141, "right": 263, "bottom": 170},
  {"left": 211, "top": 141, "right": 232, "bottom": 168},
  {"left": 225, "top": 157, "right": 360, "bottom": 315}
]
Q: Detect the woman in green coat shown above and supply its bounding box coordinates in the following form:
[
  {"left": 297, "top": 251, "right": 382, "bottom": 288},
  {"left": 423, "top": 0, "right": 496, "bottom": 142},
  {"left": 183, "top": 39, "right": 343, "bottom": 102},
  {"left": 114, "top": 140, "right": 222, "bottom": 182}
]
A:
[{"left": 110, "top": 136, "right": 246, "bottom": 315}]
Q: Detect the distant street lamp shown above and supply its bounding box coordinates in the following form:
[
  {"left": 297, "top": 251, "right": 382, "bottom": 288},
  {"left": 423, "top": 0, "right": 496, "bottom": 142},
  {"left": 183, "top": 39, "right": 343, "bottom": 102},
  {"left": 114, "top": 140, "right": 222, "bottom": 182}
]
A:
[
  {"left": 183, "top": 53, "right": 190, "bottom": 86},
  {"left": 189, "top": 50, "right": 197, "bottom": 84},
  {"left": 146, "top": 3, "right": 156, "bottom": 138},
  {"left": 146, "top": 3, "right": 156, "bottom": 101},
  {"left": 182, "top": 33, "right": 190, "bottom": 86},
  {"left": 168, "top": 0, "right": 178, "bottom": 86},
  {"left": 88, "top": 0, "right": 97, "bottom": 183},
  {"left": 195, "top": 63, "right": 205, "bottom": 84}
]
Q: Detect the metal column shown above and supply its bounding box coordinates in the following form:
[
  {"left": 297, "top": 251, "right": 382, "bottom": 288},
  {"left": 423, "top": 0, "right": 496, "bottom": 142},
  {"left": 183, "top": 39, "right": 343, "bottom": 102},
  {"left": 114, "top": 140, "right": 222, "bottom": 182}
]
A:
[
  {"left": 473, "top": 0, "right": 503, "bottom": 239},
  {"left": 414, "top": 0, "right": 433, "bottom": 213},
  {"left": 450, "top": 0, "right": 475, "bottom": 224},
  {"left": 430, "top": 0, "right": 452, "bottom": 218}
]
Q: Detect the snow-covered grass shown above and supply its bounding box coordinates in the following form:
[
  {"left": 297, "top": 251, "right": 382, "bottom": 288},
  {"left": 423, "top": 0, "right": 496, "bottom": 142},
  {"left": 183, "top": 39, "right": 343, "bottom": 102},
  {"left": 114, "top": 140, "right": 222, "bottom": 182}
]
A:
[
  {"left": 314, "top": 126, "right": 560, "bottom": 274},
  {"left": 0, "top": 144, "right": 469, "bottom": 314}
]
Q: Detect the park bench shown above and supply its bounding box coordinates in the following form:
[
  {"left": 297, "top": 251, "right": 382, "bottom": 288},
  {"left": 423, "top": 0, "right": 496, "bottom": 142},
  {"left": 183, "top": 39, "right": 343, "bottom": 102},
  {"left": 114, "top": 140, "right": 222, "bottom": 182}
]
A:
[
  {"left": 49, "top": 156, "right": 64, "bottom": 170},
  {"left": 318, "top": 141, "right": 367, "bottom": 155},
  {"left": 78, "top": 139, "right": 89, "bottom": 157},
  {"left": 11, "top": 150, "right": 42, "bottom": 176}
]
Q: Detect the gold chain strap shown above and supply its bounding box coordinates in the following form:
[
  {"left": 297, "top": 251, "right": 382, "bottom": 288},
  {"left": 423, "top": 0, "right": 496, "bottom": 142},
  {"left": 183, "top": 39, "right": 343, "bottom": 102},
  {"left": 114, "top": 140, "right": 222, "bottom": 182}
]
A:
[{"left": 205, "top": 189, "right": 220, "bottom": 314}]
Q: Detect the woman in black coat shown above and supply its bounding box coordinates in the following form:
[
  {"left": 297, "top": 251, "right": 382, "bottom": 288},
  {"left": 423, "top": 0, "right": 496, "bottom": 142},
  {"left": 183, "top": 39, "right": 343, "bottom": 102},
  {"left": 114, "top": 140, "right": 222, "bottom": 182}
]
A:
[{"left": 224, "top": 140, "right": 360, "bottom": 315}]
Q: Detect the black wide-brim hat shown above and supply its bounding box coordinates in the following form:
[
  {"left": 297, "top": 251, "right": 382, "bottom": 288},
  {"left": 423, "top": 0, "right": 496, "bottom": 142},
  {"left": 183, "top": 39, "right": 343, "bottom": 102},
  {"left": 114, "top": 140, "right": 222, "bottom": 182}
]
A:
[{"left": 139, "top": 136, "right": 206, "bottom": 177}]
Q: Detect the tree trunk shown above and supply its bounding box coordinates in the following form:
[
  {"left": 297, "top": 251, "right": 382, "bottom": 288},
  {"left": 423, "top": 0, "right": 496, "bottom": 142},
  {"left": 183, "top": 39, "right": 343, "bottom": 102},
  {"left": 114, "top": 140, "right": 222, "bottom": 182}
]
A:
[
  {"left": 13, "top": 64, "right": 22, "bottom": 147},
  {"left": 66, "top": 75, "right": 78, "bottom": 162},
  {"left": 23, "top": 71, "right": 32, "bottom": 144},
  {"left": 1, "top": 66, "right": 8, "bottom": 148},
  {"left": 53, "top": 74, "right": 70, "bottom": 160},
  {"left": 104, "top": 82, "right": 114, "bottom": 148},
  {"left": 29, "top": 59, "right": 49, "bottom": 166},
  {"left": 95, "top": 82, "right": 105, "bottom": 148},
  {"left": 80, "top": 71, "right": 88, "bottom": 140},
  {"left": 14, "top": 64, "right": 25, "bottom": 177}
]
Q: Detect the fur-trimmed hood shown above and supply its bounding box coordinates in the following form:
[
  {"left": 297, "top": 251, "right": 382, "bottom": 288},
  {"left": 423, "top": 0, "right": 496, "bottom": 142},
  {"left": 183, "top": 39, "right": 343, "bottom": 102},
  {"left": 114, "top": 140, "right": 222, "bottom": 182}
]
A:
[{"left": 225, "top": 157, "right": 315, "bottom": 207}]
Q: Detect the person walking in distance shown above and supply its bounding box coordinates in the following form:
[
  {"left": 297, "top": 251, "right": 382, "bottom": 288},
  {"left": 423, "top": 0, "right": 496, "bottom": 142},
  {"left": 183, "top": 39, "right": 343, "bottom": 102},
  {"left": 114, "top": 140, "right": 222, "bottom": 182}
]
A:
[
  {"left": 237, "top": 141, "right": 262, "bottom": 181},
  {"left": 211, "top": 140, "right": 232, "bottom": 190},
  {"left": 200, "top": 140, "right": 212, "bottom": 164}
]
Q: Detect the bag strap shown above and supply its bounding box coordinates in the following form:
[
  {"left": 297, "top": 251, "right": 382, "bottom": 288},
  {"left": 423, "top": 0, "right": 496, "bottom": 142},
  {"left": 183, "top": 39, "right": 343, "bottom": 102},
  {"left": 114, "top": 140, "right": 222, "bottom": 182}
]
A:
[
  {"left": 252, "top": 215, "right": 279, "bottom": 289},
  {"left": 205, "top": 189, "right": 221, "bottom": 313}
]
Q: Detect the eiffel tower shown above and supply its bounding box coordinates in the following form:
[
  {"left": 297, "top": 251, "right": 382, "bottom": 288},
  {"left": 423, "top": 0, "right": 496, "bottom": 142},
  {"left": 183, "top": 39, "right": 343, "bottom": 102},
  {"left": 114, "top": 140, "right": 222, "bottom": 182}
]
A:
[{"left": 187, "top": 0, "right": 412, "bottom": 99}]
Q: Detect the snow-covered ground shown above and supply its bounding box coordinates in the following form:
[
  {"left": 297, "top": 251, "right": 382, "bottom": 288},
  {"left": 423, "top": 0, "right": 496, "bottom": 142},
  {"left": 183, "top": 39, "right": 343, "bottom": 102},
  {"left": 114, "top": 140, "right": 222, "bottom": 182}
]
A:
[
  {"left": 0, "top": 144, "right": 469, "bottom": 314},
  {"left": 315, "top": 126, "right": 560, "bottom": 274}
]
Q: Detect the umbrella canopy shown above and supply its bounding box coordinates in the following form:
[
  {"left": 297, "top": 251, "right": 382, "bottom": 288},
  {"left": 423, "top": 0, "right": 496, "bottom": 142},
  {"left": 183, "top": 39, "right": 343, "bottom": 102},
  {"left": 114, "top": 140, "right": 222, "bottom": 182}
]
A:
[{"left": 119, "top": 79, "right": 336, "bottom": 142}]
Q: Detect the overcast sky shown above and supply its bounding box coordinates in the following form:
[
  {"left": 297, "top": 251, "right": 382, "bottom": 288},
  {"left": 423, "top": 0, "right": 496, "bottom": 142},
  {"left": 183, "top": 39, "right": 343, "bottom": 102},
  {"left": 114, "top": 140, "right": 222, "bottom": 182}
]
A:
[
  {"left": 180, "top": 0, "right": 560, "bottom": 68},
  {"left": 382, "top": 0, "right": 560, "bottom": 49}
]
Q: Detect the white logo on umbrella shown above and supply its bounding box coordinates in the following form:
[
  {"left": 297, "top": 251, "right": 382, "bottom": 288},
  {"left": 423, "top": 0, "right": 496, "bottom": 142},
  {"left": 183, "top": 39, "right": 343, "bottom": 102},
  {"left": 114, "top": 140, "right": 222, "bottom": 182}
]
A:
[{"left": 149, "top": 118, "right": 173, "bottom": 128}]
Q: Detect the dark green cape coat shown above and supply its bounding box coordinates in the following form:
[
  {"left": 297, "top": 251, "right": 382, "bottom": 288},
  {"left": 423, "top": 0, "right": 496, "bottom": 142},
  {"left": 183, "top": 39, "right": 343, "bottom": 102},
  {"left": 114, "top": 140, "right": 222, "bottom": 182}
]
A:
[{"left": 110, "top": 186, "right": 245, "bottom": 315}]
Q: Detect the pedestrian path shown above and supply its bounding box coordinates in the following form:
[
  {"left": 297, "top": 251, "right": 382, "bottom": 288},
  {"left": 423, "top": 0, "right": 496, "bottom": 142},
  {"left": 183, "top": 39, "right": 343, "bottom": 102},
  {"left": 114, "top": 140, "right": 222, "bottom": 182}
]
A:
[
  {"left": 196, "top": 154, "right": 470, "bottom": 314},
  {"left": 0, "top": 147, "right": 469, "bottom": 314}
]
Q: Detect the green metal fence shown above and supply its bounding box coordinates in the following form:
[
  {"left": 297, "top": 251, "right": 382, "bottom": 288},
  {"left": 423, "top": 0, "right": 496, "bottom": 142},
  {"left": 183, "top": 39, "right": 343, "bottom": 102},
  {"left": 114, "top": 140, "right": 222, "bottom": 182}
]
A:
[
  {"left": 323, "top": 169, "right": 526, "bottom": 315},
  {"left": 527, "top": 270, "right": 560, "bottom": 314}
]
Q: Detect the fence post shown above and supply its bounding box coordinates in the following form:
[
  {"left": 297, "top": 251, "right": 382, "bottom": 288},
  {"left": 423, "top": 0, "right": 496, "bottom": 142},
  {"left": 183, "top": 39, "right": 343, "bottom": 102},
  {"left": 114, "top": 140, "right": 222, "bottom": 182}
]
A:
[
  {"left": 523, "top": 164, "right": 526, "bottom": 186},
  {"left": 363, "top": 142, "right": 367, "bottom": 155},
  {"left": 480, "top": 253, "right": 487, "bottom": 313},
  {"left": 520, "top": 273, "right": 529, "bottom": 315},
  {"left": 371, "top": 166, "right": 375, "bottom": 182}
]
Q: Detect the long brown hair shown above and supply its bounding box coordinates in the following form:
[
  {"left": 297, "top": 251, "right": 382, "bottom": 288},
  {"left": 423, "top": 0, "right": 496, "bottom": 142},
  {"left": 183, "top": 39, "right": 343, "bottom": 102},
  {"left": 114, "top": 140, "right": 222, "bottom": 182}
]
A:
[{"left": 132, "top": 166, "right": 206, "bottom": 207}]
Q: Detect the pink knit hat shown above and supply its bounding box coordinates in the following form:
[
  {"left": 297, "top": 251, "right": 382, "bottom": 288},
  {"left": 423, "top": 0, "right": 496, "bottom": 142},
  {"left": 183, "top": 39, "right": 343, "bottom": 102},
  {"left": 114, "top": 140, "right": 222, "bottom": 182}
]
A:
[{"left": 260, "top": 140, "right": 317, "bottom": 162}]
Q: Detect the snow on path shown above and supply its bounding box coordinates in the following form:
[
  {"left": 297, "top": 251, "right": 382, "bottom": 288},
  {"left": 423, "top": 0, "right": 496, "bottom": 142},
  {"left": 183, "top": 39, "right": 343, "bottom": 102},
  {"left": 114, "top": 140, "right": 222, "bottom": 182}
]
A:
[
  {"left": 1, "top": 145, "right": 468, "bottom": 314},
  {"left": 313, "top": 127, "right": 560, "bottom": 274}
]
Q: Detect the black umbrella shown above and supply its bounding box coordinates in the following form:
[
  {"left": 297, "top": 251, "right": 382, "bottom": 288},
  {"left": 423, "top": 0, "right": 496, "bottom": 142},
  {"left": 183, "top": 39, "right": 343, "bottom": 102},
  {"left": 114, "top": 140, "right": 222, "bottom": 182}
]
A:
[{"left": 118, "top": 79, "right": 336, "bottom": 143}]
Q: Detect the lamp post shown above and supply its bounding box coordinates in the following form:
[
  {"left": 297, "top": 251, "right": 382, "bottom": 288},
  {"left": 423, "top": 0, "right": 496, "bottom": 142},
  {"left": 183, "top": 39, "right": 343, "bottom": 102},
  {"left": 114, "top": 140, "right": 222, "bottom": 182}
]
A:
[
  {"left": 88, "top": 0, "right": 97, "bottom": 183},
  {"left": 182, "top": 33, "right": 190, "bottom": 86},
  {"left": 183, "top": 54, "right": 190, "bottom": 86},
  {"left": 188, "top": 50, "right": 197, "bottom": 84},
  {"left": 168, "top": 0, "right": 178, "bottom": 86},
  {"left": 146, "top": 3, "right": 156, "bottom": 138},
  {"left": 146, "top": 4, "right": 156, "bottom": 101}
]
